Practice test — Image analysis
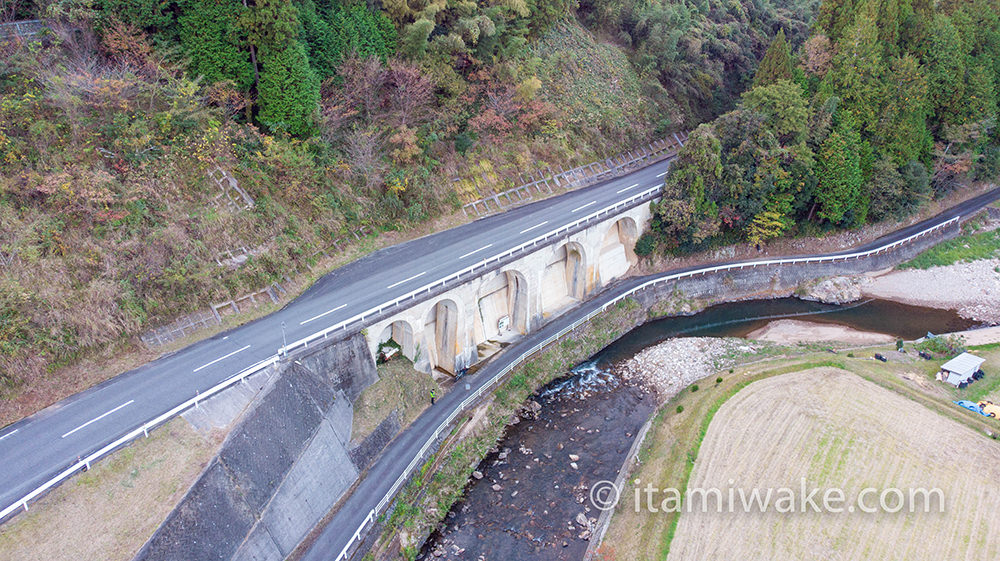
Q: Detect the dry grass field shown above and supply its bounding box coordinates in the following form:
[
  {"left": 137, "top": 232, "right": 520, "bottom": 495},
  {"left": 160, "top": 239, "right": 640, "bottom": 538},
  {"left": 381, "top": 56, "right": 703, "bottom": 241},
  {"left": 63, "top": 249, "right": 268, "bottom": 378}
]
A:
[
  {"left": 0, "top": 419, "right": 217, "bottom": 561},
  {"left": 667, "top": 368, "right": 1000, "bottom": 560}
]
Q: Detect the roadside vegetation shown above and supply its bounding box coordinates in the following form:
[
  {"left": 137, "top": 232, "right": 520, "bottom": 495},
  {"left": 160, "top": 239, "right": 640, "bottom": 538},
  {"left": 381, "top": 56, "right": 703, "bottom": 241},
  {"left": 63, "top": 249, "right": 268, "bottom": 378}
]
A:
[
  {"left": 599, "top": 343, "right": 1000, "bottom": 560},
  {"left": 898, "top": 215, "right": 1000, "bottom": 269},
  {"left": 351, "top": 357, "right": 439, "bottom": 443},
  {"left": 0, "top": 0, "right": 815, "bottom": 420}
]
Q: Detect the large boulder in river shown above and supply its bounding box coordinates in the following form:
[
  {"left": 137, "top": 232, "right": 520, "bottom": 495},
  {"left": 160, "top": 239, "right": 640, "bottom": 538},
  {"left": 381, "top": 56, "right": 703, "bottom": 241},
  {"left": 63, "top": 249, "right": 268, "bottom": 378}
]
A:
[{"left": 799, "top": 276, "right": 869, "bottom": 305}]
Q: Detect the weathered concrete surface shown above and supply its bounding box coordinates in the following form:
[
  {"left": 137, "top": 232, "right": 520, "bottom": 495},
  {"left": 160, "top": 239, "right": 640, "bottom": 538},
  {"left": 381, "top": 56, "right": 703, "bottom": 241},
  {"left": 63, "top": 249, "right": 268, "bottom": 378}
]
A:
[
  {"left": 299, "top": 331, "right": 378, "bottom": 402},
  {"left": 366, "top": 207, "right": 651, "bottom": 375},
  {"left": 634, "top": 222, "right": 959, "bottom": 312},
  {"left": 181, "top": 369, "right": 271, "bottom": 435},
  {"left": 135, "top": 332, "right": 378, "bottom": 561},
  {"left": 349, "top": 411, "right": 401, "bottom": 470}
]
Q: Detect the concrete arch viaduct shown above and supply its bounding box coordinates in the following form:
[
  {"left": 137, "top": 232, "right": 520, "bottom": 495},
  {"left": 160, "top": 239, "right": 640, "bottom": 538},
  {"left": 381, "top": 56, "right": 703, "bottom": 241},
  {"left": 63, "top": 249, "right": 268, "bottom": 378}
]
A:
[{"left": 366, "top": 211, "right": 647, "bottom": 376}]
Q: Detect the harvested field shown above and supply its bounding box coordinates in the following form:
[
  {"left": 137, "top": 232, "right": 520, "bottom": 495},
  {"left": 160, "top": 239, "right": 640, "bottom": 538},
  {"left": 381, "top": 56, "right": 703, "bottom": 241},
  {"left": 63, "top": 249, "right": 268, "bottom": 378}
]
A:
[{"left": 667, "top": 368, "right": 1000, "bottom": 561}]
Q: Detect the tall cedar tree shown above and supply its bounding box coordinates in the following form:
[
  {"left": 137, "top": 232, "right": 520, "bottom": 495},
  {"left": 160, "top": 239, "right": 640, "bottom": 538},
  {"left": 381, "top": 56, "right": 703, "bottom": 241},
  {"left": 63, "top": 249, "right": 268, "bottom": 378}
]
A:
[
  {"left": 178, "top": 0, "right": 255, "bottom": 90},
  {"left": 829, "top": 0, "right": 886, "bottom": 137},
  {"left": 241, "top": 0, "right": 320, "bottom": 135},
  {"left": 257, "top": 41, "right": 320, "bottom": 136},
  {"left": 817, "top": 118, "right": 866, "bottom": 225},
  {"left": 753, "top": 29, "right": 794, "bottom": 88}
]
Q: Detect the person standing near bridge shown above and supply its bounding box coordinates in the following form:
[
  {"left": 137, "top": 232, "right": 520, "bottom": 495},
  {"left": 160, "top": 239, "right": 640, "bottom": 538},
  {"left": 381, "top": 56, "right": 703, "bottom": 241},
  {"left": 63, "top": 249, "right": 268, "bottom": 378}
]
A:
[{"left": 430, "top": 388, "right": 436, "bottom": 405}]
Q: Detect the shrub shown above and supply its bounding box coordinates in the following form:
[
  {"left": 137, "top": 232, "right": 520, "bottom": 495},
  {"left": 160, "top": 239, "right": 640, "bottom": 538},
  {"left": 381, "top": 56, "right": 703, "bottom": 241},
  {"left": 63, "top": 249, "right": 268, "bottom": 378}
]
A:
[
  {"left": 634, "top": 232, "right": 657, "bottom": 257},
  {"left": 716, "top": 376, "right": 723, "bottom": 384},
  {"left": 691, "top": 384, "right": 699, "bottom": 392},
  {"left": 676, "top": 405, "right": 684, "bottom": 413}
]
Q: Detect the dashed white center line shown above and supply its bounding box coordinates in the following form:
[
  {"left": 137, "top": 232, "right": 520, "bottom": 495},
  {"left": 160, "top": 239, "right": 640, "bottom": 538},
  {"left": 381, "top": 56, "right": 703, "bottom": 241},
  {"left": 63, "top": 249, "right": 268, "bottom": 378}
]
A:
[
  {"left": 459, "top": 244, "right": 493, "bottom": 259},
  {"left": 61, "top": 401, "right": 134, "bottom": 439},
  {"left": 571, "top": 201, "right": 597, "bottom": 213},
  {"left": 300, "top": 304, "right": 347, "bottom": 326},
  {"left": 387, "top": 271, "right": 426, "bottom": 290},
  {"left": 616, "top": 183, "right": 640, "bottom": 194},
  {"left": 0, "top": 429, "right": 18, "bottom": 442},
  {"left": 193, "top": 345, "right": 251, "bottom": 373},
  {"left": 519, "top": 221, "right": 548, "bottom": 234},
  {"left": 656, "top": 171, "right": 668, "bottom": 177}
]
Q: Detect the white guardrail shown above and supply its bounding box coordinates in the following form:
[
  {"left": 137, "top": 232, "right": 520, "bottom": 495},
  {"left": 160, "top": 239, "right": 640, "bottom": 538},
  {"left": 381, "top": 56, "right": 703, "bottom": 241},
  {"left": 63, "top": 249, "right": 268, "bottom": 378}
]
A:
[
  {"left": 0, "top": 184, "right": 664, "bottom": 523},
  {"left": 0, "top": 184, "right": 962, "bottom": 539},
  {"left": 333, "top": 213, "right": 963, "bottom": 560}
]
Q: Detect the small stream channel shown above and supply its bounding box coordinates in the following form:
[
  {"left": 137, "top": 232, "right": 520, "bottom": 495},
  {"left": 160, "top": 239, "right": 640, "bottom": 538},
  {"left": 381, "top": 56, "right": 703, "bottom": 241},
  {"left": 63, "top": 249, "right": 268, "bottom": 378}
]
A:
[{"left": 418, "top": 298, "right": 979, "bottom": 560}]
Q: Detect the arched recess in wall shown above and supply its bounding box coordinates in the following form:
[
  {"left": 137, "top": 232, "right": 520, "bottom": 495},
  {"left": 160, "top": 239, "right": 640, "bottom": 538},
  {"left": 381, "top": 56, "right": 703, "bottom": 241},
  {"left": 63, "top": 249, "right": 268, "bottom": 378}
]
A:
[
  {"left": 423, "top": 299, "right": 459, "bottom": 375},
  {"left": 541, "top": 241, "right": 587, "bottom": 316},
  {"left": 476, "top": 269, "right": 529, "bottom": 343},
  {"left": 598, "top": 217, "right": 639, "bottom": 284},
  {"left": 377, "top": 320, "right": 415, "bottom": 361}
]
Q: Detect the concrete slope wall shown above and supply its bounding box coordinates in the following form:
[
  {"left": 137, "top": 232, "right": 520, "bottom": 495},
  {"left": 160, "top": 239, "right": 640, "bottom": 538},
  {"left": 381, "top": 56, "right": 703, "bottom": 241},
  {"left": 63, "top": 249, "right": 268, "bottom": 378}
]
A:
[
  {"left": 632, "top": 222, "right": 959, "bottom": 313},
  {"left": 134, "top": 333, "right": 380, "bottom": 561}
]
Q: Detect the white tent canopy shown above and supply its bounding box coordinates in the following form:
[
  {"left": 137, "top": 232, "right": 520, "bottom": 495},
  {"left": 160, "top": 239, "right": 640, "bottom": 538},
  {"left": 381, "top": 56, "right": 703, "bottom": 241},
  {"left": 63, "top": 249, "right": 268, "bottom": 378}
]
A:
[{"left": 941, "top": 352, "right": 986, "bottom": 386}]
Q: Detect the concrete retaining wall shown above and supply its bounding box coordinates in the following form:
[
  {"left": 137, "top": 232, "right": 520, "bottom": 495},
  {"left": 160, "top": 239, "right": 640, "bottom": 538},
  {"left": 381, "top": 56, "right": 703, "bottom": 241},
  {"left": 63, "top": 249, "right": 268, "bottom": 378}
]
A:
[
  {"left": 135, "top": 332, "right": 380, "bottom": 561},
  {"left": 633, "top": 222, "right": 958, "bottom": 313}
]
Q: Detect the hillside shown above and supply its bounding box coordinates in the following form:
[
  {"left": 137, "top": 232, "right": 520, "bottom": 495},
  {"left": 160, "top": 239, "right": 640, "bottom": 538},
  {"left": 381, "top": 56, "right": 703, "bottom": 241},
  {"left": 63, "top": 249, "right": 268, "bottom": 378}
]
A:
[
  {"left": 0, "top": 1, "right": 809, "bottom": 418},
  {"left": 645, "top": 0, "right": 1000, "bottom": 254}
]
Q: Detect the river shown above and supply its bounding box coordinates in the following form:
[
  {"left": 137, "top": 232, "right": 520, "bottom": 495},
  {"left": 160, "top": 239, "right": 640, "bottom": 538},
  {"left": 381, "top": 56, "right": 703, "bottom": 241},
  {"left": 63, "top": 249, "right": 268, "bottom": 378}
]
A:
[{"left": 417, "top": 298, "right": 979, "bottom": 560}]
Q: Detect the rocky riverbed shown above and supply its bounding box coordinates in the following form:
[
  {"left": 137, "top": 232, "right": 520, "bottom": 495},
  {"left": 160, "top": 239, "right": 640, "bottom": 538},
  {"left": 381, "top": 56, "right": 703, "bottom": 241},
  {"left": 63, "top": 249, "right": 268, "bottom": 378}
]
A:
[
  {"left": 417, "top": 338, "right": 745, "bottom": 560},
  {"left": 799, "top": 259, "right": 1000, "bottom": 324},
  {"left": 417, "top": 362, "right": 656, "bottom": 561},
  {"left": 613, "top": 337, "right": 753, "bottom": 400}
]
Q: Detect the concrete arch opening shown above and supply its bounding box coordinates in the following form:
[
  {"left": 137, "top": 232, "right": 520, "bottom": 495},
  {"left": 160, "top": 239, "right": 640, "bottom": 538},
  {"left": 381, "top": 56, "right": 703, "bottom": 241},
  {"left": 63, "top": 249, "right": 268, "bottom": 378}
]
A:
[
  {"left": 598, "top": 217, "right": 639, "bottom": 284},
  {"left": 423, "top": 299, "right": 459, "bottom": 375},
  {"left": 542, "top": 241, "right": 586, "bottom": 316},
  {"left": 377, "top": 320, "right": 415, "bottom": 361},
  {"left": 477, "top": 269, "right": 529, "bottom": 344}
]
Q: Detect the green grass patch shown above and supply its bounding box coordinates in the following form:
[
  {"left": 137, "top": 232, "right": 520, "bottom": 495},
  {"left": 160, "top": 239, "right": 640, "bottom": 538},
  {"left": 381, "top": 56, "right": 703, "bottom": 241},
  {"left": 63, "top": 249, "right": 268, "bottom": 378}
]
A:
[{"left": 898, "top": 227, "right": 1000, "bottom": 269}]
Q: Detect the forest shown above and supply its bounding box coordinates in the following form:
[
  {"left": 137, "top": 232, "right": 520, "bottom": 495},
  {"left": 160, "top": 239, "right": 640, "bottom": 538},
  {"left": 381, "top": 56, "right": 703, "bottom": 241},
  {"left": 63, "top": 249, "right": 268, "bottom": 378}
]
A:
[
  {"left": 0, "top": 0, "right": 809, "bottom": 394},
  {"left": 0, "top": 0, "right": 996, "bottom": 401},
  {"left": 645, "top": 0, "right": 1000, "bottom": 253}
]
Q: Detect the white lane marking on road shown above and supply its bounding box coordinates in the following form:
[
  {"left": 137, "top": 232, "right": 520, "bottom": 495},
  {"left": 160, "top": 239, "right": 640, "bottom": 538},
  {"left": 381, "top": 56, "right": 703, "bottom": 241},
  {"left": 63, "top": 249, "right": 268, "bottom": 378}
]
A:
[
  {"left": 300, "top": 304, "right": 347, "bottom": 326},
  {"left": 459, "top": 244, "right": 493, "bottom": 259},
  {"left": 0, "top": 429, "right": 18, "bottom": 441},
  {"left": 61, "top": 401, "right": 134, "bottom": 439},
  {"left": 656, "top": 171, "right": 668, "bottom": 177},
  {"left": 571, "top": 201, "right": 598, "bottom": 213},
  {"left": 387, "top": 271, "right": 426, "bottom": 290},
  {"left": 616, "top": 183, "right": 640, "bottom": 194},
  {"left": 519, "top": 221, "right": 548, "bottom": 234},
  {"left": 193, "top": 345, "right": 251, "bottom": 373}
]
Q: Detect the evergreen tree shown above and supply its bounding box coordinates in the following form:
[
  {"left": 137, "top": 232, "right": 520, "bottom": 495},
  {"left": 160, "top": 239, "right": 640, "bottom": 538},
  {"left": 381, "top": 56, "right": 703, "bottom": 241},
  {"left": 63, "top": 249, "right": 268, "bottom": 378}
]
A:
[
  {"left": 257, "top": 41, "right": 320, "bottom": 136},
  {"left": 815, "top": 0, "right": 862, "bottom": 42},
  {"left": 830, "top": 0, "right": 887, "bottom": 137},
  {"left": 877, "top": 55, "right": 931, "bottom": 166},
  {"left": 741, "top": 79, "right": 810, "bottom": 144},
  {"left": 241, "top": 0, "right": 320, "bottom": 136},
  {"left": 295, "top": 0, "right": 340, "bottom": 79},
  {"left": 816, "top": 117, "right": 866, "bottom": 225},
  {"left": 925, "top": 14, "right": 968, "bottom": 129},
  {"left": 753, "top": 29, "right": 794, "bottom": 88},
  {"left": 652, "top": 124, "right": 725, "bottom": 249},
  {"left": 178, "top": 0, "right": 255, "bottom": 90}
]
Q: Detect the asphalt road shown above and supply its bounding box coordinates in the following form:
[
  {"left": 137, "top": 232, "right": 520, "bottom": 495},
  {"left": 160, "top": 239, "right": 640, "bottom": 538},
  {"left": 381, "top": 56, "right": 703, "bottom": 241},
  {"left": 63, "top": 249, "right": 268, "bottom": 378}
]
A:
[
  {"left": 301, "top": 185, "right": 1000, "bottom": 561},
  {"left": 0, "top": 159, "right": 674, "bottom": 521}
]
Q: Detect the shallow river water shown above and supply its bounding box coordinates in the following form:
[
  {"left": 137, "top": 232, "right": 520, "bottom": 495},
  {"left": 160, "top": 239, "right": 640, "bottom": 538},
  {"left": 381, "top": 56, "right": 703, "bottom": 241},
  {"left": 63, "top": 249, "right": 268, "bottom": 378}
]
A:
[{"left": 418, "top": 298, "right": 980, "bottom": 560}]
